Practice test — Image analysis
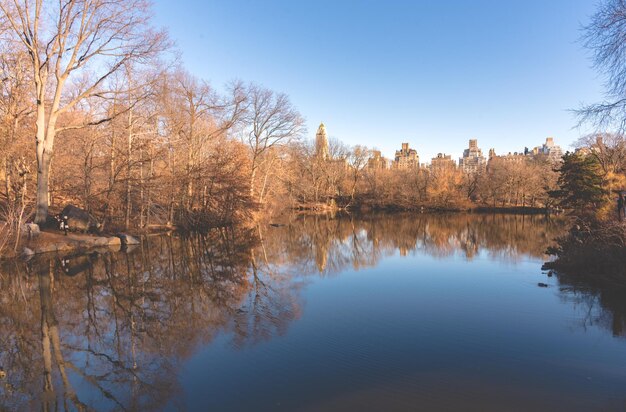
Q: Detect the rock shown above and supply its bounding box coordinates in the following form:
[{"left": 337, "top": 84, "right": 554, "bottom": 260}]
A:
[
  {"left": 22, "top": 247, "right": 34, "bottom": 257},
  {"left": 93, "top": 237, "right": 121, "bottom": 247},
  {"left": 124, "top": 244, "right": 140, "bottom": 253},
  {"left": 537, "top": 282, "right": 549, "bottom": 288},
  {"left": 116, "top": 233, "right": 140, "bottom": 245},
  {"left": 108, "top": 237, "right": 123, "bottom": 246},
  {"left": 0, "top": 369, "right": 5, "bottom": 379},
  {"left": 42, "top": 214, "right": 60, "bottom": 230},
  {"left": 59, "top": 205, "right": 101, "bottom": 233},
  {"left": 34, "top": 241, "right": 75, "bottom": 254},
  {"left": 20, "top": 223, "right": 40, "bottom": 238}
]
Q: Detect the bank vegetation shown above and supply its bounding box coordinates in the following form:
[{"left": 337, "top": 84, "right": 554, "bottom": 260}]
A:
[{"left": 543, "top": 0, "right": 626, "bottom": 280}]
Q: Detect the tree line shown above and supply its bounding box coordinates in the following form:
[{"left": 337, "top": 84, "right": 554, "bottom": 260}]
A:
[{"left": 282, "top": 148, "right": 559, "bottom": 212}]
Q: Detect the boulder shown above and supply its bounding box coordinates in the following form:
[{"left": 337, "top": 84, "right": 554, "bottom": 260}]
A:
[
  {"left": 92, "top": 236, "right": 121, "bottom": 247},
  {"left": 59, "top": 205, "right": 101, "bottom": 233},
  {"left": 108, "top": 237, "right": 123, "bottom": 246},
  {"left": 20, "top": 223, "right": 40, "bottom": 238},
  {"left": 117, "top": 233, "right": 140, "bottom": 245}
]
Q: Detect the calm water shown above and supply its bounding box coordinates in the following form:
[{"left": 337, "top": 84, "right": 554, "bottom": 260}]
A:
[{"left": 2, "top": 213, "right": 626, "bottom": 411}]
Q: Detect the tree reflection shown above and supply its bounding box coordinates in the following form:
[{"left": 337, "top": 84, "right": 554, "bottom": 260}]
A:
[
  {"left": 258, "top": 213, "right": 567, "bottom": 278},
  {"left": 554, "top": 272, "right": 626, "bottom": 339},
  {"left": 5, "top": 212, "right": 626, "bottom": 410},
  {"left": 0, "top": 228, "right": 265, "bottom": 410}
]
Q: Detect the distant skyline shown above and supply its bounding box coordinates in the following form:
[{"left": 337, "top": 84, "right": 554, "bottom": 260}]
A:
[{"left": 153, "top": 0, "right": 605, "bottom": 161}]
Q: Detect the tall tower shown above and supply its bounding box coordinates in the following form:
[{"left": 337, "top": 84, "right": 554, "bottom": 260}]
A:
[{"left": 315, "top": 122, "right": 329, "bottom": 160}]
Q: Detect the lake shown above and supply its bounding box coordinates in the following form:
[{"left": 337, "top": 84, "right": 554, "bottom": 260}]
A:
[{"left": 2, "top": 213, "right": 626, "bottom": 411}]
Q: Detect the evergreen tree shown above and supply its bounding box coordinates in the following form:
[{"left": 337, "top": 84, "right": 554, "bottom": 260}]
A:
[{"left": 550, "top": 152, "right": 608, "bottom": 214}]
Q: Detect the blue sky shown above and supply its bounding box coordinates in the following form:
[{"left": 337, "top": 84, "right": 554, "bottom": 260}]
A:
[{"left": 153, "top": 0, "right": 604, "bottom": 162}]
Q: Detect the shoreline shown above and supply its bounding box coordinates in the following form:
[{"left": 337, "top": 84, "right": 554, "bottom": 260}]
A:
[
  {"left": 1, "top": 208, "right": 562, "bottom": 259},
  {"left": 292, "top": 204, "right": 557, "bottom": 216},
  {"left": 0, "top": 229, "right": 169, "bottom": 260}
]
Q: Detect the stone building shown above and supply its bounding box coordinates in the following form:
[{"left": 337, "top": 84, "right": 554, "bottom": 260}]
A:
[
  {"left": 430, "top": 153, "right": 456, "bottom": 173},
  {"left": 575, "top": 135, "right": 604, "bottom": 157},
  {"left": 533, "top": 137, "right": 563, "bottom": 162},
  {"left": 315, "top": 122, "right": 329, "bottom": 160},
  {"left": 486, "top": 137, "right": 563, "bottom": 170},
  {"left": 394, "top": 143, "right": 419, "bottom": 169},
  {"left": 487, "top": 149, "right": 528, "bottom": 171},
  {"left": 314, "top": 122, "right": 349, "bottom": 171},
  {"left": 368, "top": 150, "right": 390, "bottom": 170},
  {"left": 501, "top": 152, "right": 527, "bottom": 164},
  {"left": 459, "top": 139, "right": 486, "bottom": 174}
]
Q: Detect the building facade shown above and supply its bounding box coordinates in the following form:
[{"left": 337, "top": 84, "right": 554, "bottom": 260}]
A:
[
  {"left": 315, "top": 123, "right": 329, "bottom": 160},
  {"left": 430, "top": 153, "right": 456, "bottom": 173},
  {"left": 486, "top": 149, "right": 530, "bottom": 173},
  {"left": 394, "top": 143, "right": 419, "bottom": 169},
  {"left": 533, "top": 137, "right": 563, "bottom": 162},
  {"left": 487, "top": 136, "right": 563, "bottom": 170},
  {"left": 368, "top": 150, "right": 390, "bottom": 170},
  {"left": 459, "top": 139, "right": 486, "bottom": 174}
]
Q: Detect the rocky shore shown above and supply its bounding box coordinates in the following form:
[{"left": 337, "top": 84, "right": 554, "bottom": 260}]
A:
[{"left": 1, "top": 224, "right": 140, "bottom": 259}]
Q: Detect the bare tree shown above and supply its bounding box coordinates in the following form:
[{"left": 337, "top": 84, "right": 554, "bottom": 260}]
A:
[
  {"left": 578, "top": 0, "right": 626, "bottom": 131},
  {"left": 576, "top": 133, "right": 626, "bottom": 175},
  {"left": 165, "top": 71, "right": 247, "bottom": 209},
  {"left": 242, "top": 84, "right": 304, "bottom": 201},
  {"left": 346, "top": 145, "right": 370, "bottom": 207},
  {"left": 0, "top": 0, "right": 168, "bottom": 223}
]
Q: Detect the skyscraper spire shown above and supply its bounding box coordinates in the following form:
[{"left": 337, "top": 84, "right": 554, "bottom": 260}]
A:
[{"left": 315, "top": 122, "right": 329, "bottom": 160}]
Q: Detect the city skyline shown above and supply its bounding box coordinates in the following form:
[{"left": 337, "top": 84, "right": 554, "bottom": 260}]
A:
[
  {"left": 313, "top": 122, "right": 563, "bottom": 164},
  {"left": 313, "top": 121, "right": 563, "bottom": 170},
  {"left": 316, "top": 120, "right": 563, "bottom": 167},
  {"left": 153, "top": 0, "right": 604, "bottom": 161}
]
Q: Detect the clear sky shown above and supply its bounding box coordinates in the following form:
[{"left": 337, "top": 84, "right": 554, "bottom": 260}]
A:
[{"left": 153, "top": 0, "right": 604, "bottom": 162}]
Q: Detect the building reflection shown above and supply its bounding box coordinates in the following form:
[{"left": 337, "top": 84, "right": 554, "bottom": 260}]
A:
[
  {"left": 1, "top": 213, "right": 625, "bottom": 410},
  {"left": 259, "top": 213, "right": 567, "bottom": 278}
]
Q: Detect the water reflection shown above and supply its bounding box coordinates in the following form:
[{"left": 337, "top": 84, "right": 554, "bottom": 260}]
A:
[
  {"left": 555, "top": 274, "right": 626, "bottom": 339},
  {"left": 265, "top": 213, "right": 564, "bottom": 277},
  {"left": 1, "top": 228, "right": 259, "bottom": 411},
  {"left": 1, "top": 213, "right": 625, "bottom": 410}
]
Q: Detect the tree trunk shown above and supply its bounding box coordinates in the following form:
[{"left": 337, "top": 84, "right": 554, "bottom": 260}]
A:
[
  {"left": 147, "top": 153, "right": 154, "bottom": 226},
  {"left": 35, "top": 150, "right": 52, "bottom": 224},
  {"left": 39, "top": 266, "right": 55, "bottom": 397},
  {"left": 125, "top": 108, "right": 133, "bottom": 230},
  {"left": 259, "top": 165, "right": 273, "bottom": 204},
  {"left": 139, "top": 148, "right": 145, "bottom": 228},
  {"left": 250, "top": 166, "right": 257, "bottom": 198},
  {"left": 106, "top": 130, "right": 116, "bottom": 223},
  {"left": 187, "top": 141, "right": 193, "bottom": 208},
  {"left": 3, "top": 155, "right": 10, "bottom": 200},
  {"left": 83, "top": 148, "right": 93, "bottom": 211}
]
